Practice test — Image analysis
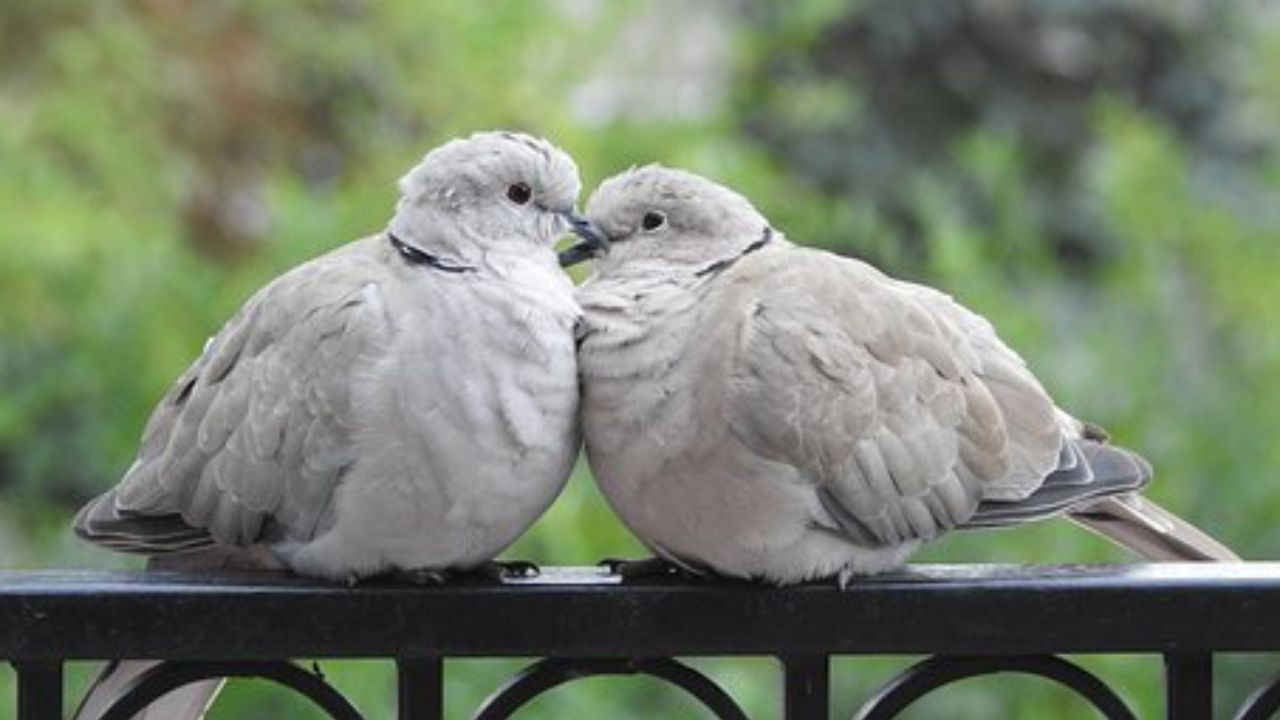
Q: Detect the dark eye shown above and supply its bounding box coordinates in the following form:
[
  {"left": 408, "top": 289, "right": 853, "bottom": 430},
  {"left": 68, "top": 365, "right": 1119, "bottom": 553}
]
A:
[
  {"left": 506, "top": 182, "right": 532, "bottom": 205},
  {"left": 641, "top": 211, "right": 666, "bottom": 231}
]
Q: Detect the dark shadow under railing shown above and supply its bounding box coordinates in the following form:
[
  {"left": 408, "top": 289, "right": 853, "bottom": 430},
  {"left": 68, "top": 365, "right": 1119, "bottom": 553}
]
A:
[{"left": 4, "top": 563, "right": 1280, "bottom": 719}]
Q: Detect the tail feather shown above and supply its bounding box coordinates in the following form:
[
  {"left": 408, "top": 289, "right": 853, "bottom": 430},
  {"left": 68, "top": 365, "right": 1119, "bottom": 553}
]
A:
[
  {"left": 72, "top": 660, "right": 223, "bottom": 720},
  {"left": 963, "top": 436, "right": 1238, "bottom": 562},
  {"left": 1069, "top": 494, "right": 1241, "bottom": 562}
]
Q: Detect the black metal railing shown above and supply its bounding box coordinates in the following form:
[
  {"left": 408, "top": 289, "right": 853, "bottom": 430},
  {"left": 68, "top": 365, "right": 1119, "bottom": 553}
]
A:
[{"left": 4, "top": 563, "right": 1280, "bottom": 719}]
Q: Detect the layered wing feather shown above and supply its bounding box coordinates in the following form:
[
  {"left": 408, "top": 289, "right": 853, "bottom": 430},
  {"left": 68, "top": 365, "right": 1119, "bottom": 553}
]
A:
[
  {"left": 75, "top": 241, "right": 394, "bottom": 552},
  {"left": 723, "top": 245, "right": 1065, "bottom": 548}
]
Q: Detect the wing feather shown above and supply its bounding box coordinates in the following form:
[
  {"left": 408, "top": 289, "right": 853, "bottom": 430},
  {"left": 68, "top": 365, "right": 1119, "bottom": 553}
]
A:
[
  {"left": 76, "top": 240, "right": 393, "bottom": 552},
  {"left": 725, "top": 247, "right": 1065, "bottom": 548}
]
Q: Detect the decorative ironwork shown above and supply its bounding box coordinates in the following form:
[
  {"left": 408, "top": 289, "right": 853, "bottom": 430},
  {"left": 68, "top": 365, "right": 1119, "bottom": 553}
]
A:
[
  {"left": 95, "top": 660, "right": 366, "bottom": 720},
  {"left": 851, "top": 655, "right": 1137, "bottom": 720},
  {"left": 472, "top": 657, "right": 749, "bottom": 720},
  {"left": 5, "top": 565, "right": 1280, "bottom": 719},
  {"left": 1238, "top": 673, "right": 1280, "bottom": 720}
]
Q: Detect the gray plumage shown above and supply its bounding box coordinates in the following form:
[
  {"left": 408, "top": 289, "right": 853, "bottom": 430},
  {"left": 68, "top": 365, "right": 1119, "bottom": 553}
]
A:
[
  {"left": 570, "top": 165, "right": 1237, "bottom": 586},
  {"left": 71, "top": 131, "right": 584, "bottom": 719},
  {"left": 76, "top": 131, "right": 582, "bottom": 580}
]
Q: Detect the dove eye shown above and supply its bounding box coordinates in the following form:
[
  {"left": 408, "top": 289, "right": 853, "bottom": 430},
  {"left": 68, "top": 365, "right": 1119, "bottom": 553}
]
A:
[
  {"left": 641, "top": 211, "right": 666, "bottom": 231},
  {"left": 506, "top": 182, "right": 532, "bottom": 205}
]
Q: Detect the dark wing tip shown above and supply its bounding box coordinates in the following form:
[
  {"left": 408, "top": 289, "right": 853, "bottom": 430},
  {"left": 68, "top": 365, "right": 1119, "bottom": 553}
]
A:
[
  {"left": 73, "top": 488, "right": 215, "bottom": 555},
  {"left": 965, "top": 438, "right": 1152, "bottom": 528}
]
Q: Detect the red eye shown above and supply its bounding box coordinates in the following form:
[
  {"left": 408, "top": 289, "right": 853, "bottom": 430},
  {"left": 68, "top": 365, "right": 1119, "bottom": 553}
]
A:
[{"left": 507, "top": 182, "right": 532, "bottom": 205}]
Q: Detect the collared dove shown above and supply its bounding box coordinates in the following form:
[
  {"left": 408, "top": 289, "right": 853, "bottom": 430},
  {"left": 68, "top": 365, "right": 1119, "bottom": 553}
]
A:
[
  {"left": 562, "top": 164, "right": 1239, "bottom": 586},
  {"left": 71, "top": 131, "right": 590, "bottom": 720}
]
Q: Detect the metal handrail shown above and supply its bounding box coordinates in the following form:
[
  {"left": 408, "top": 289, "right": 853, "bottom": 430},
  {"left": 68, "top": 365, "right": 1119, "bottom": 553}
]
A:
[{"left": 4, "top": 563, "right": 1280, "bottom": 719}]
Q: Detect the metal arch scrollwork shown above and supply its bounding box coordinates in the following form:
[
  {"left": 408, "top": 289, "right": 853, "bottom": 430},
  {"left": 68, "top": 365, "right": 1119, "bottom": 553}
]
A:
[
  {"left": 852, "top": 655, "right": 1136, "bottom": 720},
  {"left": 95, "top": 660, "right": 366, "bottom": 720},
  {"left": 1236, "top": 673, "right": 1280, "bottom": 720},
  {"left": 472, "top": 657, "right": 750, "bottom": 720}
]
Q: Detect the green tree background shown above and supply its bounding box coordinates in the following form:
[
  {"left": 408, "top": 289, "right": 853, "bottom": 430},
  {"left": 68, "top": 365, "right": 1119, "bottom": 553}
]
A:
[{"left": 2, "top": 0, "right": 1279, "bottom": 716}]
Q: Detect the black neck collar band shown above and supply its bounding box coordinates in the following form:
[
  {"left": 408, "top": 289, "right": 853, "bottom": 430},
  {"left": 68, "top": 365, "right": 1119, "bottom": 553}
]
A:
[
  {"left": 695, "top": 227, "right": 774, "bottom": 278},
  {"left": 387, "top": 232, "right": 477, "bottom": 274}
]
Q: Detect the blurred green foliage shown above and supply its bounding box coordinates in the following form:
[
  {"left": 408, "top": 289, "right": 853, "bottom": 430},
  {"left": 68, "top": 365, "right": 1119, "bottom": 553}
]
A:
[{"left": 2, "top": 0, "right": 1279, "bottom": 717}]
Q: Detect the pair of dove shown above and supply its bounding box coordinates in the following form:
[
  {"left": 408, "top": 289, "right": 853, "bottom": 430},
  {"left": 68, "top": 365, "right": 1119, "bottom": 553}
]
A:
[
  {"left": 70, "top": 130, "right": 1236, "bottom": 720},
  {"left": 75, "top": 130, "right": 1238, "bottom": 588}
]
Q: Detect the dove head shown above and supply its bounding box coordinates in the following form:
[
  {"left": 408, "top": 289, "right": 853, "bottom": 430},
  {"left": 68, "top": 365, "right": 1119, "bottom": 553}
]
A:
[
  {"left": 389, "top": 131, "right": 585, "bottom": 253},
  {"left": 560, "top": 165, "right": 771, "bottom": 273}
]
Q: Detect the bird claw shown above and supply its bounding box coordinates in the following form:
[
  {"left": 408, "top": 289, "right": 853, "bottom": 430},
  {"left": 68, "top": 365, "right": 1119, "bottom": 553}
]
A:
[
  {"left": 598, "top": 556, "right": 698, "bottom": 580},
  {"left": 355, "top": 561, "right": 539, "bottom": 586},
  {"left": 475, "top": 560, "right": 540, "bottom": 581}
]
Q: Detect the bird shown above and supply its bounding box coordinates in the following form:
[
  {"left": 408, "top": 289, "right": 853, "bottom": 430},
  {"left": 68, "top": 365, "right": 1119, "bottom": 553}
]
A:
[
  {"left": 71, "top": 130, "right": 592, "bottom": 720},
  {"left": 561, "top": 164, "right": 1239, "bottom": 587}
]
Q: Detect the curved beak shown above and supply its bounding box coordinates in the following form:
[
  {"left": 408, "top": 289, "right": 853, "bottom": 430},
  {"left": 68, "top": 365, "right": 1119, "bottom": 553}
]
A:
[{"left": 558, "top": 212, "right": 608, "bottom": 267}]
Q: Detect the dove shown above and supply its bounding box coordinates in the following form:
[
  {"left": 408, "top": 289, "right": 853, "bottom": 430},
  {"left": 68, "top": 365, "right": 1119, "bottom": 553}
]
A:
[
  {"left": 561, "top": 164, "right": 1239, "bottom": 586},
  {"left": 70, "top": 131, "right": 591, "bottom": 720}
]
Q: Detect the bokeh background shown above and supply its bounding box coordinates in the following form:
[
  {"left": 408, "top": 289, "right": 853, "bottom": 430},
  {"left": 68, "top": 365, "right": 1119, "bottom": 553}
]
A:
[{"left": 3, "top": 0, "right": 1279, "bottom": 716}]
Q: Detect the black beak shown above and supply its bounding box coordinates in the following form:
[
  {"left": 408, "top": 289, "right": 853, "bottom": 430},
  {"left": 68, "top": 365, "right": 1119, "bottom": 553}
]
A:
[{"left": 559, "top": 213, "right": 608, "bottom": 267}]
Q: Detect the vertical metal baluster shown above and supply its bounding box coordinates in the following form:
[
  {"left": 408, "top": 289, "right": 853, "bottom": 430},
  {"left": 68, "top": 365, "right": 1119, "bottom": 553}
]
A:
[
  {"left": 13, "top": 660, "right": 62, "bottom": 720},
  {"left": 398, "top": 656, "right": 443, "bottom": 720},
  {"left": 781, "top": 654, "right": 829, "bottom": 720},
  {"left": 1165, "top": 652, "right": 1212, "bottom": 720}
]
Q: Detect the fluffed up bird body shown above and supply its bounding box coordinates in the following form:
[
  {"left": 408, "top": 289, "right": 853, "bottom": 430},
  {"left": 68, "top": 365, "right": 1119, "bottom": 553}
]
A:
[
  {"left": 569, "top": 165, "right": 1236, "bottom": 586},
  {"left": 72, "top": 131, "right": 587, "bottom": 720},
  {"left": 294, "top": 235, "right": 581, "bottom": 578},
  {"left": 75, "top": 131, "right": 584, "bottom": 582}
]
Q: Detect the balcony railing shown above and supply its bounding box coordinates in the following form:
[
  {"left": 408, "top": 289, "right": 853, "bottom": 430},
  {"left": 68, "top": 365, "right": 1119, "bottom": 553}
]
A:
[{"left": 3, "top": 563, "right": 1280, "bottom": 719}]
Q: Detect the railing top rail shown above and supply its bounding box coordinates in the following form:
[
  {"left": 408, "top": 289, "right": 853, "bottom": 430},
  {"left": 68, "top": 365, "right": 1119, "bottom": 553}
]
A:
[{"left": 3, "top": 563, "right": 1279, "bottom": 661}]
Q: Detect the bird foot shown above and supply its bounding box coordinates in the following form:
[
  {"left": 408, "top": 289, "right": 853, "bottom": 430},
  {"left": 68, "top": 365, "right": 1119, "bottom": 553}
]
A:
[
  {"left": 377, "top": 559, "right": 706, "bottom": 584},
  {"left": 473, "top": 559, "right": 541, "bottom": 581},
  {"left": 358, "top": 560, "right": 540, "bottom": 586},
  {"left": 598, "top": 556, "right": 702, "bottom": 580}
]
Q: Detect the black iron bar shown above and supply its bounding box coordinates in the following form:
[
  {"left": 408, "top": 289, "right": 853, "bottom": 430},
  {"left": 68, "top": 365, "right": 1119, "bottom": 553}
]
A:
[
  {"left": 3, "top": 565, "right": 1280, "bottom": 660},
  {"left": 1165, "top": 653, "right": 1213, "bottom": 720},
  {"left": 13, "top": 660, "right": 61, "bottom": 720},
  {"left": 781, "top": 654, "right": 829, "bottom": 720},
  {"left": 397, "top": 656, "right": 443, "bottom": 720}
]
